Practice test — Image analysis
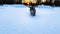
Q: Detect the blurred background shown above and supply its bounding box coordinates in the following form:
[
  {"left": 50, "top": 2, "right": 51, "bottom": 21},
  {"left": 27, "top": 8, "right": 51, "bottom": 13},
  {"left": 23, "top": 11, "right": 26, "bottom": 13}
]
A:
[{"left": 0, "top": 0, "right": 60, "bottom": 34}]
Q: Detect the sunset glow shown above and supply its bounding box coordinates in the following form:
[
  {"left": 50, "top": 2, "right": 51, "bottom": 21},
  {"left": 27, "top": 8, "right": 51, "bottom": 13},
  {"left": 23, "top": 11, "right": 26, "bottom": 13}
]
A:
[
  {"left": 41, "top": 0, "right": 46, "bottom": 3},
  {"left": 22, "top": 0, "right": 37, "bottom": 4}
]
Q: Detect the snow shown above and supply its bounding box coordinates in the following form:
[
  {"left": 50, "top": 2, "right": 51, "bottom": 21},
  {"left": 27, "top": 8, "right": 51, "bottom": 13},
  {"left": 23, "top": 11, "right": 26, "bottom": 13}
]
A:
[{"left": 0, "top": 4, "right": 60, "bottom": 34}]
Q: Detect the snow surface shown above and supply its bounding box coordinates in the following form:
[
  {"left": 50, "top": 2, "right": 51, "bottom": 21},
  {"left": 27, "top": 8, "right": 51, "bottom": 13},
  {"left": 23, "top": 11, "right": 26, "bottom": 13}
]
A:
[{"left": 0, "top": 4, "right": 60, "bottom": 34}]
